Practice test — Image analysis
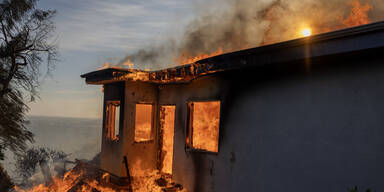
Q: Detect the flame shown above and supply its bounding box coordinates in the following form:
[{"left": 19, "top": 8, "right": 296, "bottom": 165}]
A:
[
  {"left": 122, "top": 59, "right": 134, "bottom": 69},
  {"left": 295, "top": 0, "right": 371, "bottom": 40},
  {"left": 98, "top": 62, "right": 124, "bottom": 70},
  {"left": 13, "top": 169, "right": 118, "bottom": 192},
  {"left": 175, "top": 49, "right": 224, "bottom": 65},
  {"left": 190, "top": 101, "right": 220, "bottom": 152},
  {"left": 98, "top": 62, "right": 110, "bottom": 70},
  {"left": 159, "top": 106, "right": 175, "bottom": 175},
  {"left": 102, "top": 173, "right": 110, "bottom": 181},
  {"left": 112, "top": 70, "right": 150, "bottom": 82},
  {"left": 341, "top": 0, "right": 372, "bottom": 27},
  {"left": 13, "top": 162, "right": 186, "bottom": 192}
]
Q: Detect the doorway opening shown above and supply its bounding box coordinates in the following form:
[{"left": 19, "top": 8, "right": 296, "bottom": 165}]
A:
[{"left": 159, "top": 105, "right": 176, "bottom": 175}]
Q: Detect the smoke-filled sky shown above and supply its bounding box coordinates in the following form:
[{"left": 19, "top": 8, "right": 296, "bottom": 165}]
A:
[{"left": 29, "top": 0, "right": 384, "bottom": 118}]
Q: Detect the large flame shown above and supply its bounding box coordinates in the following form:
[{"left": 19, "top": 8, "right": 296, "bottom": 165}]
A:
[
  {"left": 98, "top": 62, "right": 124, "bottom": 70},
  {"left": 13, "top": 161, "right": 185, "bottom": 192},
  {"left": 14, "top": 168, "right": 118, "bottom": 192},
  {"left": 190, "top": 101, "right": 220, "bottom": 152},
  {"left": 341, "top": 0, "right": 372, "bottom": 27}
]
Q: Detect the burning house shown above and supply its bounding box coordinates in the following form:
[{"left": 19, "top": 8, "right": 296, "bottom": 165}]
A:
[{"left": 81, "top": 21, "right": 384, "bottom": 192}]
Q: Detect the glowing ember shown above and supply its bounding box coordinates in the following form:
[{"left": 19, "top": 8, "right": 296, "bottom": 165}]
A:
[{"left": 301, "top": 28, "right": 312, "bottom": 37}]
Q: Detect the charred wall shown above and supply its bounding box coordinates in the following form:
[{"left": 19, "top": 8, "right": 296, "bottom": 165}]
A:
[
  {"left": 100, "top": 78, "right": 160, "bottom": 178},
  {"left": 158, "top": 75, "right": 228, "bottom": 191},
  {"left": 101, "top": 82, "right": 125, "bottom": 176},
  {"left": 159, "top": 47, "right": 384, "bottom": 192},
  {"left": 122, "top": 81, "right": 159, "bottom": 177}
]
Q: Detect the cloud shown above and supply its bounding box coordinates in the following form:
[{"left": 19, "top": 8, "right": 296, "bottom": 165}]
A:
[{"left": 50, "top": 0, "right": 195, "bottom": 52}]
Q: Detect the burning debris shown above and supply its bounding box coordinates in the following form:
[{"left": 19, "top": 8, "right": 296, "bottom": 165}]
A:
[
  {"left": 13, "top": 160, "right": 130, "bottom": 192},
  {"left": 130, "top": 171, "right": 184, "bottom": 192},
  {"left": 12, "top": 160, "right": 184, "bottom": 192}
]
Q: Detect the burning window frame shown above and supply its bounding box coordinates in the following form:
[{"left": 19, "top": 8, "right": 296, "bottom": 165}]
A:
[
  {"left": 105, "top": 100, "right": 121, "bottom": 141},
  {"left": 186, "top": 100, "right": 221, "bottom": 153},
  {"left": 134, "top": 103, "right": 155, "bottom": 143}
]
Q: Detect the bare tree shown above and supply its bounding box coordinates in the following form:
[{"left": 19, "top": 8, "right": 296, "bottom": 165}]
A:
[{"left": 0, "top": 0, "right": 57, "bottom": 159}]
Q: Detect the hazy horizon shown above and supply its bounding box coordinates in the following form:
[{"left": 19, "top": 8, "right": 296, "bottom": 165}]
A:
[
  {"left": 27, "top": 114, "right": 102, "bottom": 120},
  {"left": 2, "top": 116, "right": 102, "bottom": 179}
]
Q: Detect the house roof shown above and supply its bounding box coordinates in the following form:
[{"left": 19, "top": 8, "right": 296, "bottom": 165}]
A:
[{"left": 81, "top": 20, "right": 384, "bottom": 85}]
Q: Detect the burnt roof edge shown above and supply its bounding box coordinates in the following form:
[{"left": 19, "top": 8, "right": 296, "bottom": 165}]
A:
[{"left": 81, "top": 20, "right": 384, "bottom": 85}]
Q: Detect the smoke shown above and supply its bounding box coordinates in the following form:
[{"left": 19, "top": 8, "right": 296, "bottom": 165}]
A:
[
  {"left": 26, "top": 159, "right": 68, "bottom": 186},
  {"left": 119, "top": 0, "right": 383, "bottom": 70},
  {"left": 119, "top": 41, "right": 179, "bottom": 70}
]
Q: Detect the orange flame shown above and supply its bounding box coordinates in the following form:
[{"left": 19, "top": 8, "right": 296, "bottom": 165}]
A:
[
  {"left": 13, "top": 169, "right": 119, "bottom": 192},
  {"left": 189, "top": 101, "right": 220, "bottom": 153},
  {"left": 122, "top": 59, "right": 134, "bottom": 69},
  {"left": 98, "top": 62, "right": 124, "bottom": 70},
  {"left": 175, "top": 49, "right": 224, "bottom": 65},
  {"left": 98, "top": 62, "right": 110, "bottom": 70},
  {"left": 14, "top": 166, "right": 185, "bottom": 192},
  {"left": 341, "top": 0, "right": 372, "bottom": 28}
]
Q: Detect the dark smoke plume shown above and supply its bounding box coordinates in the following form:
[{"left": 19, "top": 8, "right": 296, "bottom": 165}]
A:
[{"left": 119, "top": 0, "right": 383, "bottom": 70}]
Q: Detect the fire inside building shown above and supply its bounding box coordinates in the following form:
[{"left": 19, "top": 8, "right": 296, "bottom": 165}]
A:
[{"left": 81, "top": 21, "right": 384, "bottom": 192}]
